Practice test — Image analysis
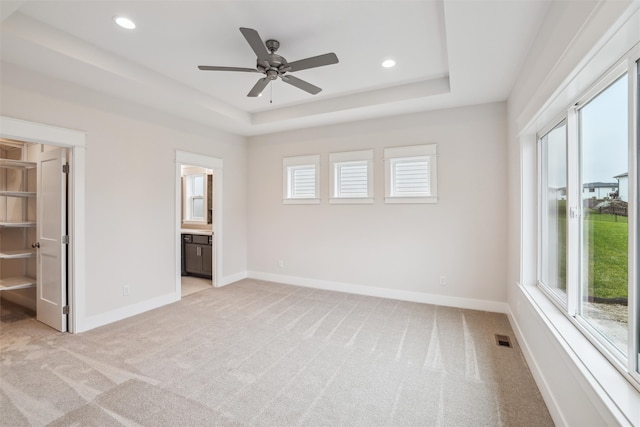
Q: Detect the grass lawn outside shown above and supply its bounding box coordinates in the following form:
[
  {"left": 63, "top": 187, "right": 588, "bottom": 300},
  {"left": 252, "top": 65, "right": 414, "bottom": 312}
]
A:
[
  {"left": 546, "top": 206, "right": 628, "bottom": 301},
  {"left": 584, "top": 210, "right": 628, "bottom": 300}
]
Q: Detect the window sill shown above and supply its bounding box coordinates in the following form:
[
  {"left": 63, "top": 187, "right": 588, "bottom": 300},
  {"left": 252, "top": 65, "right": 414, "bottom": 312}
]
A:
[
  {"left": 329, "top": 198, "right": 373, "bottom": 204},
  {"left": 182, "top": 220, "right": 207, "bottom": 226},
  {"left": 283, "top": 198, "right": 320, "bottom": 205},
  {"left": 518, "top": 283, "right": 640, "bottom": 426},
  {"left": 385, "top": 196, "right": 437, "bottom": 204}
]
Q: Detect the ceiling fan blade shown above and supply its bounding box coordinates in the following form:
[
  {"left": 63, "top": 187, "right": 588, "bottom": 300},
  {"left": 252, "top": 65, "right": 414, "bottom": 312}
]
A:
[
  {"left": 287, "top": 53, "right": 339, "bottom": 72},
  {"left": 281, "top": 75, "right": 322, "bottom": 95},
  {"left": 239, "top": 27, "right": 269, "bottom": 61},
  {"left": 248, "top": 77, "right": 270, "bottom": 97},
  {"left": 198, "top": 66, "right": 258, "bottom": 72}
]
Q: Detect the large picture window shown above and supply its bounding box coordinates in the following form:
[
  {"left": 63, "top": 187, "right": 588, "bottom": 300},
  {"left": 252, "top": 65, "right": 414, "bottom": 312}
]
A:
[{"left": 538, "top": 56, "right": 638, "bottom": 382}]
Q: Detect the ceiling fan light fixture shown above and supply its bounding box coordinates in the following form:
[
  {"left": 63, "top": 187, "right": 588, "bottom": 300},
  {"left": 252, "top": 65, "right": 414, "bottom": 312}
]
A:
[
  {"left": 382, "top": 59, "right": 396, "bottom": 68},
  {"left": 114, "top": 16, "right": 136, "bottom": 30}
]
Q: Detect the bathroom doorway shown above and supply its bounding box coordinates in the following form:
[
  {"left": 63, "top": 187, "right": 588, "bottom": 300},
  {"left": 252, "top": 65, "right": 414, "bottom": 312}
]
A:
[
  {"left": 175, "top": 151, "right": 223, "bottom": 299},
  {"left": 180, "top": 165, "right": 213, "bottom": 297}
]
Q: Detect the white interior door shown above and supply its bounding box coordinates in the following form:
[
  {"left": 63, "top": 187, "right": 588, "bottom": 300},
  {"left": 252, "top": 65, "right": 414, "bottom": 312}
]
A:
[{"left": 36, "top": 148, "right": 67, "bottom": 332}]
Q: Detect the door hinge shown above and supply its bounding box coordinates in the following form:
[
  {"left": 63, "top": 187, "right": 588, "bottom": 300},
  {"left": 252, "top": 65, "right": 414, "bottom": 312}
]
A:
[
  {"left": 62, "top": 305, "right": 69, "bottom": 315},
  {"left": 62, "top": 163, "right": 69, "bottom": 174},
  {"left": 62, "top": 235, "right": 69, "bottom": 244}
]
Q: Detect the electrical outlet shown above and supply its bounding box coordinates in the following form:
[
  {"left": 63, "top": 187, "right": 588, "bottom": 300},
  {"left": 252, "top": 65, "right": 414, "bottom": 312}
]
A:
[
  {"left": 439, "top": 276, "right": 446, "bottom": 286},
  {"left": 123, "top": 285, "right": 130, "bottom": 296},
  {"left": 278, "top": 260, "right": 284, "bottom": 268}
]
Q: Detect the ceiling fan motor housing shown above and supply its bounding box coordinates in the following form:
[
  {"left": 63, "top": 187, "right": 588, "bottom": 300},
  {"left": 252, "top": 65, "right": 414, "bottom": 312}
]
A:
[{"left": 265, "top": 39, "right": 280, "bottom": 53}]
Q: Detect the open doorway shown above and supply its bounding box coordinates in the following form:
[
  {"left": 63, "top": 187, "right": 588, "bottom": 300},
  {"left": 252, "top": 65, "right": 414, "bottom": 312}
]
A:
[
  {"left": 1, "top": 116, "right": 85, "bottom": 333},
  {"left": 180, "top": 165, "right": 213, "bottom": 297},
  {"left": 175, "top": 151, "right": 223, "bottom": 299},
  {"left": 1, "top": 141, "right": 69, "bottom": 331}
]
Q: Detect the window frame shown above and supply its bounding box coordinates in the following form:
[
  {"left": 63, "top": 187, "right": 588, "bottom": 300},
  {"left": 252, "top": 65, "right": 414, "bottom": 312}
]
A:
[
  {"left": 536, "top": 51, "right": 640, "bottom": 388},
  {"left": 537, "top": 119, "right": 569, "bottom": 309},
  {"left": 283, "top": 154, "right": 320, "bottom": 204},
  {"left": 183, "top": 172, "right": 207, "bottom": 224},
  {"left": 329, "top": 149, "right": 374, "bottom": 204},
  {"left": 384, "top": 144, "right": 438, "bottom": 204},
  {"left": 575, "top": 69, "right": 631, "bottom": 362}
]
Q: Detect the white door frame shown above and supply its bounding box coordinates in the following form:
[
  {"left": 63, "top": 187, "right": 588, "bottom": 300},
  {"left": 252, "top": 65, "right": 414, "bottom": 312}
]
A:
[
  {"left": 0, "top": 115, "right": 86, "bottom": 333},
  {"left": 175, "top": 150, "right": 223, "bottom": 297}
]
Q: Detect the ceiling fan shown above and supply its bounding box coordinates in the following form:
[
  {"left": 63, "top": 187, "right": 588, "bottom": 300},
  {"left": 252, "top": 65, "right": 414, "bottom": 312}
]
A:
[{"left": 198, "top": 27, "right": 339, "bottom": 97}]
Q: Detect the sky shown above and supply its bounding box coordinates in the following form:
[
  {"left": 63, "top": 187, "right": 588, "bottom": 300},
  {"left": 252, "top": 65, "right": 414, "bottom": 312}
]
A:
[
  {"left": 546, "top": 73, "right": 628, "bottom": 188},
  {"left": 580, "top": 74, "right": 628, "bottom": 184}
]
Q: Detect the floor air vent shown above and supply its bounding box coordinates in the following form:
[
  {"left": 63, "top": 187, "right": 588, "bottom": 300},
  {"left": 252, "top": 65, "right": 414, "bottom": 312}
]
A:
[{"left": 495, "top": 334, "right": 512, "bottom": 348}]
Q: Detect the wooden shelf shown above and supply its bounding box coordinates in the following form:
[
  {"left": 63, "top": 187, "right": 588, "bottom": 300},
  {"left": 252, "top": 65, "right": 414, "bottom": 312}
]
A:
[
  {"left": 0, "top": 140, "right": 32, "bottom": 151},
  {"left": 1, "top": 143, "right": 37, "bottom": 294},
  {"left": 0, "top": 276, "right": 36, "bottom": 291},
  {"left": 0, "top": 191, "right": 36, "bottom": 198},
  {"left": 0, "top": 159, "right": 36, "bottom": 169},
  {"left": 0, "top": 221, "right": 36, "bottom": 228},
  {"left": 0, "top": 249, "right": 36, "bottom": 259}
]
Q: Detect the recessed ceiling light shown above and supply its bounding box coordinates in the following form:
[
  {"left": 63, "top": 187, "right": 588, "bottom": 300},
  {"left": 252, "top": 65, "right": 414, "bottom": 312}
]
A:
[
  {"left": 382, "top": 59, "right": 396, "bottom": 68},
  {"left": 114, "top": 16, "right": 136, "bottom": 30}
]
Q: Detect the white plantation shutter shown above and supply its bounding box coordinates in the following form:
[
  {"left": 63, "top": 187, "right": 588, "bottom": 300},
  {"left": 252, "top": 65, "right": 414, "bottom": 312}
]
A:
[
  {"left": 290, "top": 165, "right": 316, "bottom": 198},
  {"left": 329, "top": 150, "right": 374, "bottom": 203},
  {"left": 384, "top": 144, "right": 437, "bottom": 204},
  {"left": 283, "top": 155, "right": 320, "bottom": 204},
  {"left": 336, "top": 161, "right": 368, "bottom": 197},
  {"left": 391, "top": 157, "right": 430, "bottom": 196}
]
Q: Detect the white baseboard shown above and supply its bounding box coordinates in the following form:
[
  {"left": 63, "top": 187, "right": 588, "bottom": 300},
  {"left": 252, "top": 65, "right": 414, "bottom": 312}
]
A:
[
  {"left": 76, "top": 292, "right": 178, "bottom": 333},
  {"left": 218, "top": 271, "right": 248, "bottom": 287},
  {"left": 247, "top": 271, "right": 509, "bottom": 313},
  {"left": 76, "top": 271, "right": 248, "bottom": 333}
]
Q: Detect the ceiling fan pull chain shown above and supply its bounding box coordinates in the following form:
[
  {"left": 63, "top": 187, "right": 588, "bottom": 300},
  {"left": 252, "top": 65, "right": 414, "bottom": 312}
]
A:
[{"left": 270, "top": 81, "right": 273, "bottom": 104}]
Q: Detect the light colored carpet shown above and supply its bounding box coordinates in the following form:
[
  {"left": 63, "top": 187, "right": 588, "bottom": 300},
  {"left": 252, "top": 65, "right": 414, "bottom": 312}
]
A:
[{"left": 0, "top": 279, "right": 553, "bottom": 426}]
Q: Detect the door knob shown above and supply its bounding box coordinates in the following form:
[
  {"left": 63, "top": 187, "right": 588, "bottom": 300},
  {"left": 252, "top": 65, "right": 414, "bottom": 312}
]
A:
[{"left": 31, "top": 242, "right": 40, "bottom": 248}]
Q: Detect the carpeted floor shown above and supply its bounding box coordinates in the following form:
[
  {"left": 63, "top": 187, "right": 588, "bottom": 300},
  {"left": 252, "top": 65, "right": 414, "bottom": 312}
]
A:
[{"left": 0, "top": 279, "right": 554, "bottom": 426}]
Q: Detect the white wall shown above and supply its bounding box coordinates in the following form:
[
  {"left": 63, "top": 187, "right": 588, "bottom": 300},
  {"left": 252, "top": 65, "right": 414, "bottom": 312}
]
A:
[
  {"left": 0, "top": 66, "right": 248, "bottom": 328},
  {"left": 506, "top": 0, "right": 636, "bottom": 425},
  {"left": 247, "top": 102, "right": 508, "bottom": 309}
]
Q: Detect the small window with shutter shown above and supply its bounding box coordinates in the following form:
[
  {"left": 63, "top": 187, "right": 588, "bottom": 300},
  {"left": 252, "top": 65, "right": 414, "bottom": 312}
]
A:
[
  {"left": 384, "top": 145, "right": 438, "bottom": 204},
  {"left": 329, "top": 150, "right": 373, "bottom": 204},
  {"left": 283, "top": 155, "right": 320, "bottom": 204}
]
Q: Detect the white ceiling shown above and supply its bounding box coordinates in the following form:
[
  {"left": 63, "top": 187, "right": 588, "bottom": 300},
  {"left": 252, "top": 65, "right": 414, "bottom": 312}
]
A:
[{"left": 0, "top": 1, "right": 551, "bottom": 136}]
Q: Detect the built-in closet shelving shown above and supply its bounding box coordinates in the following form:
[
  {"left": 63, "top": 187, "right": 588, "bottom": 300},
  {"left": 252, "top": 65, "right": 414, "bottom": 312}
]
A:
[{"left": 0, "top": 140, "right": 37, "bottom": 292}]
